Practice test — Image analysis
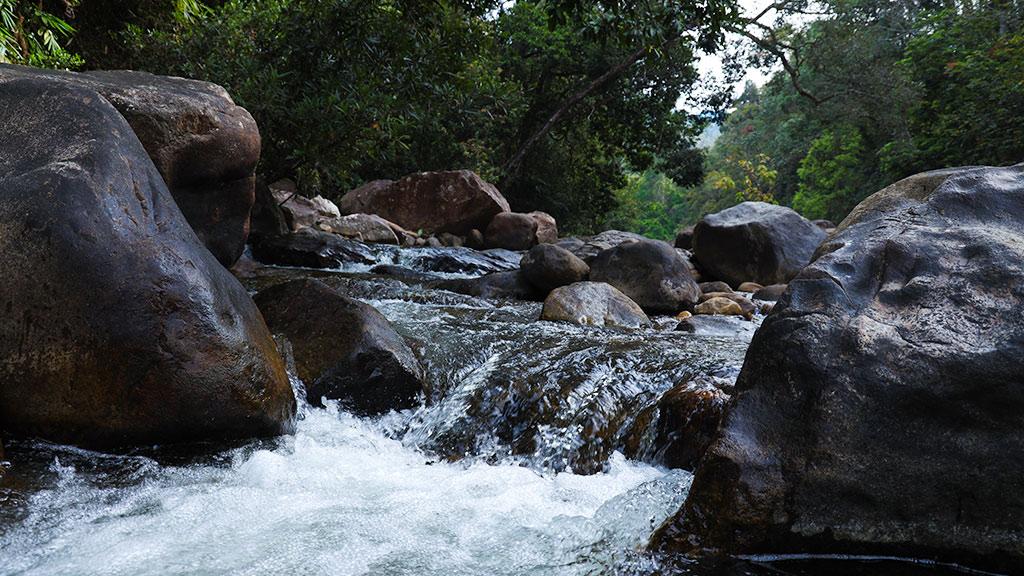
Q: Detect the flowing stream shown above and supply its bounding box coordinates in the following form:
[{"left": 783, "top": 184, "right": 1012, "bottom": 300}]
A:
[{"left": 0, "top": 247, "right": 988, "bottom": 575}]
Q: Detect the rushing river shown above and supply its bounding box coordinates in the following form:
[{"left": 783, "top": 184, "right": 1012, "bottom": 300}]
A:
[{"left": 0, "top": 247, "right": 994, "bottom": 575}]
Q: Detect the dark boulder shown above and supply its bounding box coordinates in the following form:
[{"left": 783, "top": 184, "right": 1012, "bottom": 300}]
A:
[
  {"left": 255, "top": 279, "right": 423, "bottom": 414},
  {"left": 0, "top": 78, "right": 295, "bottom": 448},
  {"left": 655, "top": 165, "right": 1024, "bottom": 572},
  {"left": 0, "top": 64, "right": 261, "bottom": 267},
  {"left": 675, "top": 226, "right": 695, "bottom": 250},
  {"left": 432, "top": 270, "right": 543, "bottom": 301},
  {"left": 251, "top": 228, "right": 378, "bottom": 269},
  {"left": 692, "top": 201, "right": 826, "bottom": 287},
  {"left": 338, "top": 170, "right": 510, "bottom": 236},
  {"left": 520, "top": 244, "right": 590, "bottom": 293},
  {"left": 590, "top": 240, "right": 701, "bottom": 313},
  {"left": 405, "top": 246, "right": 520, "bottom": 276},
  {"left": 485, "top": 212, "right": 538, "bottom": 250},
  {"left": 249, "top": 179, "right": 290, "bottom": 242},
  {"left": 541, "top": 281, "right": 650, "bottom": 329}
]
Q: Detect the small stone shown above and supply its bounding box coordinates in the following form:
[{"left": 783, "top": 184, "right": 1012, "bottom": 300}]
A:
[
  {"left": 695, "top": 297, "right": 744, "bottom": 316},
  {"left": 699, "top": 281, "right": 732, "bottom": 294},
  {"left": 753, "top": 283, "right": 788, "bottom": 301},
  {"left": 737, "top": 281, "right": 764, "bottom": 292},
  {"left": 675, "top": 310, "right": 692, "bottom": 320}
]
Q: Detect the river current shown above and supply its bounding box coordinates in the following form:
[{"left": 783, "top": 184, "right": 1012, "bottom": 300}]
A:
[{"left": 0, "top": 246, "right": 989, "bottom": 575}]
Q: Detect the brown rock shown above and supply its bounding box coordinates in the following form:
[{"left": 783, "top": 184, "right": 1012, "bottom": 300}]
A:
[
  {"left": 694, "top": 297, "right": 744, "bottom": 316},
  {"left": 528, "top": 211, "right": 559, "bottom": 243},
  {"left": 465, "top": 229, "right": 485, "bottom": 249},
  {"left": 317, "top": 213, "right": 400, "bottom": 244},
  {"left": 520, "top": 244, "right": 590, "bottom": 293},
  {"left": 338, "top": 170, "right": 510, "bottom": 235},
  {"left": 0, "top": 64, "right": 261, "bottom": 267},
  {"left": 699, "top": 292, "right": 756, "bottom": 317},
  {"left": 0, "top": 77, "right": 295, "bottom": 448},
  {"left": 674, "top": 226, "right": 695, "bottom": 250},
  {"left": 485, "top": 212, "right": 539, "bottom": 250},
  {"left": 753, "top": 283, "right": 787, "bottom": 301},
  {"left": 737, "top": 281, "right": 763, "bottom": 292},
  {"left": 589, "top": 240, "right": 701, "bottom": 313},
  {"left": 699, "top": 281, "right": 732, "bottom": 294}
]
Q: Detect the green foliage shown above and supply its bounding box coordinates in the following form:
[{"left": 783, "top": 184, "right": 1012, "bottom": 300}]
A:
[
  {"left": 685, "top": 0, "right": 1024, "bottom": 226},
  {"left": 793, "top": 126, "right": 866, "bottom": 221},
  {"left": 0, "top": 0, "right": 82, "bottom": 68},
  {"left": 101, "top": 0, "right": 728, "bottom": 234},
  {"left": 602, "top": 170, "right": 690, "bottom": 241}
]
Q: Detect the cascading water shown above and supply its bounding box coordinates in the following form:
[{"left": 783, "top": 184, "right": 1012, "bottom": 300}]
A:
[{"left": 0, "top": 248, "right": 987, "bottom": 575}]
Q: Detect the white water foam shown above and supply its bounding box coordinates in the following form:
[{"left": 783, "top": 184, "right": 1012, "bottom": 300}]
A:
[{"left": 0, "top": 408, "right": 691, "bottom": 576}]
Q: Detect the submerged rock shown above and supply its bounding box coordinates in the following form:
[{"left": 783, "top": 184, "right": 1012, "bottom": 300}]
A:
[
  {"left": 0, "top": 64, "right": 260, "bottom": 267},
  {"left": 432, "top": 270, "right": 543, "bottom": 301},
  {"left": 656, "top": 165, "right": 1024, "bottom": 572},
  {"left": 338, "top": 170, "right": 510, "bottom": 235},
  {"left": 254, "top": 279, "right": 424, "bottom": 414},
  {"left": 541, "top": 282, "right": 650, "bottom": 329},
  {"left": 485, "top": 212, "right": 538, "bottom": 250},
  {"left": 520, "top": 244, "right": 590, "bottom": 293},
  {"left": 692, "top": 201, "right": 826, "bottom": 287},
  {"left": 590, "top": 239, "right": 701, "bottom": 313},
  {"left": 625, "top": 379, "right": 728, "bottom": 470},
  {"left": 0, "top": 77, "right": 295, "bottom": 448},
  {"left": 405, "top": 246, "right": 520, "bottom": 276},
  {"left": 251, "top": 228, "right": 378, "bottom": 269}
]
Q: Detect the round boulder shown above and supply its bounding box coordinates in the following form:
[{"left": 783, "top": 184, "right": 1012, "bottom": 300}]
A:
[
  {"left": 0, "top": 77, "right": 295, "bottom": 448},
  {"left": 656, "top": 165, "right": 1024, "bottom": 572},
  {"left": 528, "top": 211, "right": 559, "bottom": 244},
  {"left": 541, "top": 282, "right": 650, "bottom": 329},
  {"left": 589, "top": 240, "right": 701, "bottom": 314},
  {"left": 692, "top": 201, "right": 827, "bottom": 287},
  {"left": 485, "top": 212, "right": 539, "bottom": 250},
  {"left": 520, "top": 244, "right": 590, "bottom": 293},
  {"left": 254, "top": 279, "right": 424, "bottom": 414}
]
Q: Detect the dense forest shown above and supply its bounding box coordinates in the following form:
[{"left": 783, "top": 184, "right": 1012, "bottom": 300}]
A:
[{"left": 2, "top": 0, "right": 1022, "bottom": 235}]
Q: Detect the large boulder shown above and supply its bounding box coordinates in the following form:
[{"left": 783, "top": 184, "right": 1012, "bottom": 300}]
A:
[
  {"left": 338, "top": 170, "right": 510, "bottom": 235},
  {"left": 254, "top": 279, "right": 424, "bottom": 414},
  {"left": 0, "top": 64, "right": 261, "bottom": 267},
  {"left": 269, "top": 179, "right": 341, "bottom": 231},
  {"left": 589, "top": 240, "right": 701, "bottom": 314},
  {"left": 432, "top": 270, "right": 543, "bottom": 301},
  {"left": 317, "top": 213, "right": 400, "bottom": 244},
  {"left": 654, "top": 165, "right": 1024, "bottom": 572},
  {"left": 485, "top": 212, "right": 538, "bottom": 250},
  {"left": 692, "top": 201, "right": 826, "bottom": 287},
  {"left": 520, "top": 244, "right": 590, "bottom": 293},
  {"left": 624, "top": 379, "right": 728, "bottom": 471},
  {"left": 541, "top": 282, "right": 650, "bottom": 329},
  {"left": 0, "top": 78, "right": 295, "bottom": 448}
]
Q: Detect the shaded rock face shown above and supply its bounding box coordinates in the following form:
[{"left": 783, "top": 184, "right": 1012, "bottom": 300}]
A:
[
  {"left": 692, "top": 201, "right": 826, "bottom": 287},
  {"left": 541, "top": 282, "right": 650, "bottom": 329},
  {"left": 555, "top": 230, "right": 650, "bottom": 264},
  {"left": 251, "top": 228, "right": 377, "bottom": 269},
  {"left": 254, "top": 279, "right": 424, "bottom": 415},
  {"left": 675, "top": 226, "right": 694, "bottom": 250},
  {"left": 0, "top": 78, "right": 295, "bottom": 448},
  {"left": 485, "top": 212, "right": 538, "bottom": 250},
  {"left": 752, "top": 283, "right": 787, "bottom": 302},
  {"left": 269, "top": 179, "right": 341, "bottom": 231},
  {"left": 520, "top": 244, "right": 590, "bottom": 293},
  {"left": 338, "top": 170, "right": 510, "bottom": 235},
  {"left": 590, "top": 240, "right": 701, "bottom": 314},
  {"left": 656, "top": 165, "right": 1024, "bottom": 571},
  {"left": 0, "top": 64, "right": 260, "bottom": 267}
]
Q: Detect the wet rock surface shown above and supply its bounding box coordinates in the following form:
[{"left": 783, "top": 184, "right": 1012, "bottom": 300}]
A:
[
  {"left": 485, "top": 212, "right": 538, "bottom": 250},
  {"left": 657, "top": 165, "right": 1024, "bottom": 572},
  {"left": 0, "top": 77, "right": 295, "bottom": 448},
  {"left": 251, "top": 228, "right": 378, "bottom": 268},
  {"left": 254, "top": 279, "right": 424, "bottom": 415},
  {"left": 0, "top": 64, "right": 260, "bottom": 267}
]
